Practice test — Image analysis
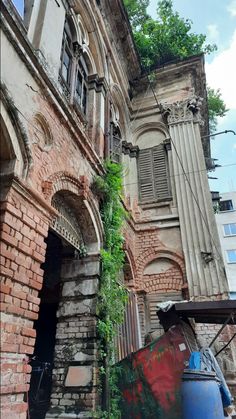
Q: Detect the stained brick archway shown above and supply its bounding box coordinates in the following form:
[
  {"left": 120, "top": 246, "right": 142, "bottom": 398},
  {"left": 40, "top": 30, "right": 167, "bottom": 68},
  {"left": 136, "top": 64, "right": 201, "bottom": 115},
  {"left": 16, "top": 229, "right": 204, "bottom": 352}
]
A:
[
  {"left": 136, "top": 251, "right": 186, "bottom": 344},
  {"left": 136, "top": 248, "right": 185, "bottom": 288},
  {"left": 42, "top": 171, "right": 103, "bottom": 253},
  {"left": 35, "top": 186, "right": 102, "bottom": 418},
  {"left": 0, "top": 173, "right": 102, "bottom": 418}
]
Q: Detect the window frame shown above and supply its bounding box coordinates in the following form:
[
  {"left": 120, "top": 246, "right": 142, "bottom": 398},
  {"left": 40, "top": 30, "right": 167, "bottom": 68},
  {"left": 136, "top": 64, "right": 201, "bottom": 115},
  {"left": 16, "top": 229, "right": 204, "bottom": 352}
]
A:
[
  {"left": 226, "top": 249, "right": 236, "bottom": 264},
  {"left": 109, "top": 123, "right": 122, "bottom": 164},
  {"left": 74, "top": 57, "right": 88, "bottom": 115},
  {"left": 219, "top": 199, "right": 234, "bottom": 212},
  {"left": 138, "top": 144, "right": 171, "bottom": 204},
  {"left": 60, "top": 21, "right": 74, "bottom": 88},
  {"left": 59, "top": 20, "right": 89, "bottom": 117},
  {"left": 223, "top": 223, "right": 236, "bottom": 236}
]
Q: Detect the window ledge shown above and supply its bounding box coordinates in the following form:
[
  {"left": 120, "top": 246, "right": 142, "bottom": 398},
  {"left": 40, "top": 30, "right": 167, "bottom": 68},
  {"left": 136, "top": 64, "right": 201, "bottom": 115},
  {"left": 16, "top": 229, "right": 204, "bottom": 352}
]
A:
[{"left": 140, "top": 198, "right": 172, "bottom": 209}]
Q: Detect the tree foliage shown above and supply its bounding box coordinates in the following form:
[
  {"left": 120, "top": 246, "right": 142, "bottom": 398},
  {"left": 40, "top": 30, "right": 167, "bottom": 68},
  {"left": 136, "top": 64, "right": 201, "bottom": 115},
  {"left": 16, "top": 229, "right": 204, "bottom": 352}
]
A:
[
  {"left": 207, "top": 87, "right": 228, "bottom": 133},
  {"left": 124, "top": 0, "right": 217, "bottom": 68},
  {"left": 124, "top": 0, "right": 228, "bottom": 130}
]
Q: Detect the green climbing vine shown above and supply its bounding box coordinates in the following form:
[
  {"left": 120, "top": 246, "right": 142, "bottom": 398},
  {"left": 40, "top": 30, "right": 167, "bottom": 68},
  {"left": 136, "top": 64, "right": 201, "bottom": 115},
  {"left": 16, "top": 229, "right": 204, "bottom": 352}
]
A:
[{"left": 94, "top": 160, "right": 128, "bottom": 418}]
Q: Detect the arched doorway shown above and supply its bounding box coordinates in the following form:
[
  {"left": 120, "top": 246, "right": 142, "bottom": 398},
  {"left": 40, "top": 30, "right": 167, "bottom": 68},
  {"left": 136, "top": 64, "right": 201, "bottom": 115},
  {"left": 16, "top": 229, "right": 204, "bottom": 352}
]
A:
[
  {"left": 28, "top": 189, "right": 102, "bottom": 418},
  {"left": 28, "top": 231, "right": 66, "bottom": 419}
]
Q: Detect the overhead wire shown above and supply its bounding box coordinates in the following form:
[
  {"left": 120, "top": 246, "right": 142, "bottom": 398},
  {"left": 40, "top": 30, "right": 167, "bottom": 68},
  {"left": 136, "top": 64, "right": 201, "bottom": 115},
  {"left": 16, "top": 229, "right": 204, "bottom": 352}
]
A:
[
  {"left": 123, "top": 162, "right": 236, "bottom": 187},
  {"left": 149, "top": 82, "right": 226, "bottom": 266}
]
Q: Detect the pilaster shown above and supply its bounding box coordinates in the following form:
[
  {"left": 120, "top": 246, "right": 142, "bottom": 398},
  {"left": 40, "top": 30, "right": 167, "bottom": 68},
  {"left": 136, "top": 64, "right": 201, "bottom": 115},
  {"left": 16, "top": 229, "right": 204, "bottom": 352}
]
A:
[{"left": 161, "top": 97, "right": 228, "bottom": 299}]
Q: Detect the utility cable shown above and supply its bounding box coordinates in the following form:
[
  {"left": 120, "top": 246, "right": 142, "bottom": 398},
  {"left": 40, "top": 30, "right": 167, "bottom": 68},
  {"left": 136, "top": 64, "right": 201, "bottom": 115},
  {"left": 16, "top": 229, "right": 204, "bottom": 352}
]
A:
[
  {"left": 123, "top": 163, "right": 236, "bottom": 187},
  {"left": 149, "top": 83, "right": 226, "bottom": 266}
]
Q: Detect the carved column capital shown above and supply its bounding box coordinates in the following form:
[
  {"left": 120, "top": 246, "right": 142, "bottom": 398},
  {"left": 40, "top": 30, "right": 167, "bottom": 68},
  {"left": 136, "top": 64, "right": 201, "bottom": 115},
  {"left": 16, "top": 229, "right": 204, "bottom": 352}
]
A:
[{"left": 160, "top": 96, "right": 204, "bottom": 125}]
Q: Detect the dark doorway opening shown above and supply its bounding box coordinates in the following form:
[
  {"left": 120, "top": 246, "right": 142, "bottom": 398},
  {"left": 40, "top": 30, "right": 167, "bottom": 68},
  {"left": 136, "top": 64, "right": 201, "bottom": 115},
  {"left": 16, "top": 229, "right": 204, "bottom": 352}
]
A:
[{"left": 28, "top": 231, "right": 63, "bottom": 419}]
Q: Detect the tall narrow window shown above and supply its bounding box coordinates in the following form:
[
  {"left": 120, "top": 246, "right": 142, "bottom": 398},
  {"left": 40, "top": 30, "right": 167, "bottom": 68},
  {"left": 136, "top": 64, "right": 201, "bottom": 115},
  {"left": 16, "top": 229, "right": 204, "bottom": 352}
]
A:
[
  {"left": 138, "top": 144, "right": 171, "bottom": 203},
  {"left": 109, "top": 123, "right": 122, "bottom": 163},
  {"left": 60, "top": 20, "right": 73, "bottom": 86},
  {"left": 60, "top": 19, "right": 90, "bottom": 116},
  {"left": 75, "top": 57, "right": 88, "bottom": 115}
]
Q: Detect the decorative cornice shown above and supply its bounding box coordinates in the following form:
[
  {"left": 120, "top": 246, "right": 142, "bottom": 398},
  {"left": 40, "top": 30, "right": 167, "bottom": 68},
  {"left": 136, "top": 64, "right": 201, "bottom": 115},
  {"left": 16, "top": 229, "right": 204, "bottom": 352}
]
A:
[
  {"left": 122, "top": 140, "right": 139, "bottom": 158},
  {"left": 160, "top": 96, "right": 204, "bottom": 126},
  {"left": 88, "top": 74, "right": 108, "bottom": 95}
]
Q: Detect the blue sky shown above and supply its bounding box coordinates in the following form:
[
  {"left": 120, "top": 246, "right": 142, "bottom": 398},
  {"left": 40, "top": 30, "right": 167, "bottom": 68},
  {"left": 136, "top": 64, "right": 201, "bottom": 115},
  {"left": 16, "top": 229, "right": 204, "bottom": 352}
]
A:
[
  {"left": 148, "top": 0, "right": 236, "bottom": 193},
  {"left": 12, "top": 0, "right": 236, "bottom": 192}
]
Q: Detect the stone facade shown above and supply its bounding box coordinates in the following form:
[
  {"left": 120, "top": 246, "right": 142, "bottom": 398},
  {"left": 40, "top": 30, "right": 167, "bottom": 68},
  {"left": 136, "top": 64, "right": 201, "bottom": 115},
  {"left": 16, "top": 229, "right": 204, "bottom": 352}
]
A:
[{"left": 0, "top": 0, "right": 233, "bottom": 418}]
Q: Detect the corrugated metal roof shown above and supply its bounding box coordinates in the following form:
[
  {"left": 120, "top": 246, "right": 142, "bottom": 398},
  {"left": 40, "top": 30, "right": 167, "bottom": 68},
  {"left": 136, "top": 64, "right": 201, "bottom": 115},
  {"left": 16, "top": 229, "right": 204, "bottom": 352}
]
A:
[{"left": 174, "top": 300, "right": 236, "bottom": 324}]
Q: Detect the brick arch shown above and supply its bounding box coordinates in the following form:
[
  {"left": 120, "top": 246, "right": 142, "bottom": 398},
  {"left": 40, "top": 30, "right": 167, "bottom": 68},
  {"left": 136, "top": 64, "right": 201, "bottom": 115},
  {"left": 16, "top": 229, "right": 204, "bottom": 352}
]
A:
[
  {"left": 137, "top": 248, "right": 184, "bottom": 274},
  {"left": 42, "top": 171, "right": 89, "bottom": 202},
  {"left": 123, "top": 245, "right": 137, "bottom": 288},
  {"left": 137, "top": 248, "right": 186, "bottom": 292},
  {"left": 41, "top": 171, "right": 103, "bottom": 252}
]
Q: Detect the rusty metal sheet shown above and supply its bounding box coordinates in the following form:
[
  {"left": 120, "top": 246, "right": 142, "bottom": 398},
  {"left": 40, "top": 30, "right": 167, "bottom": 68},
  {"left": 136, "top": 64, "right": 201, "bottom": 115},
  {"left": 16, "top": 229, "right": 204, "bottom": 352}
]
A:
[{"left": 116, "top": 324, "right": 191, "bottom": 419}]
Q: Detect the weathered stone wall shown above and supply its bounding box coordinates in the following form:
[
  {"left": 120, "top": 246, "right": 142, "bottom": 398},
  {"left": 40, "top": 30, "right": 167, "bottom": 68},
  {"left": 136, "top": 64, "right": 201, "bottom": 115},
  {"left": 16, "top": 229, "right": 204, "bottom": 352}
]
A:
[
  {"left": 1, "top": 1, "right": 234, "bottom": 418},
  {"left": 46, "top": 256, "right": 100, "bottom": 417}
]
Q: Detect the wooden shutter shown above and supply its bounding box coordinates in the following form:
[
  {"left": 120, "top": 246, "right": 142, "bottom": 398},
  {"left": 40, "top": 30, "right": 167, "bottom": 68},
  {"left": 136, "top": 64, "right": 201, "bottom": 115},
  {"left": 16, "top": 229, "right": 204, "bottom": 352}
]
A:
[
  {"left": 138, "top": 149, "right": 155, "bottom": 203},
  {"left": 153, "top": 145, "right": 171, "bottom": 200},
  {"left": 138, "top": 145, "right": 171, "bottom": 204}
]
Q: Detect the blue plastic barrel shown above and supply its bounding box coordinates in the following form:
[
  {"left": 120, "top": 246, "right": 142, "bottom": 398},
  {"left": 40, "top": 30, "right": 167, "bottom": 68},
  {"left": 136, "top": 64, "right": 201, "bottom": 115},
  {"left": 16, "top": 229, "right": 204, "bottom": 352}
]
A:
[{"left": 181, "top": 369, "right": 225, "bottom": 419}]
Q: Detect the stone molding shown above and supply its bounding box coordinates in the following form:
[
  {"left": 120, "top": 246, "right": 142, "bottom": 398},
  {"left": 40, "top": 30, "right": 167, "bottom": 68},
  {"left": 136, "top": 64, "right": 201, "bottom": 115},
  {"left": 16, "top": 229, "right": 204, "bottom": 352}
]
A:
[
  {"left": 0, "top": 81, "right": 33, "bottom": 178},
  {"left": 160, "top": 96, "right": 204, "bottom": 126},
  {"left": 122, "top": 140, "right": 139, "bottom": 157}
]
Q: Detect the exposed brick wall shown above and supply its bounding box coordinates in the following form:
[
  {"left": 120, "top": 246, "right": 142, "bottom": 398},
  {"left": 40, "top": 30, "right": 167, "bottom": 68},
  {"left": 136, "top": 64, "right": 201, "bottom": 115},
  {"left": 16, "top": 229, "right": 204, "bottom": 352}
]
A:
[
  {"left": 143, "top": 266, "right": 184, "bottom": 293},
  {"left": 27, "top": 96, "right": 95, "bottom": 196},
  {"left": 124, "top": 221, "right": 185, "bottom": 292},
  {"left": 0, "top": 184, "right": 50, "bottom": 418}
]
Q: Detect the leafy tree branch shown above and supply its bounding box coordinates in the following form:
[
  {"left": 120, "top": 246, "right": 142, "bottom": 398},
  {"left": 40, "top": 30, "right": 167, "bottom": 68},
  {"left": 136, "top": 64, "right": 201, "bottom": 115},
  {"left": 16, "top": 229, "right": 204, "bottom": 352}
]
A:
[
  {"left": 124, "top": 0, "right": 228, "bottom": 131},
  {"left": 207, "top": 87, "right": 228, "bottom": 133},
  {"left": 124, "top": 0, "right": 217, "bottom": 68}
]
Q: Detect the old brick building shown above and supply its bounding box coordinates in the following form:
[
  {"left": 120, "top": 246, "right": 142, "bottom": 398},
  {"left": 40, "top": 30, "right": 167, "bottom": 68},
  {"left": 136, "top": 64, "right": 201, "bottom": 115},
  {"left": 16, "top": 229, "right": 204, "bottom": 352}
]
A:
[{"left": 0, "top": 0, "right": 234, "bottom": 418}]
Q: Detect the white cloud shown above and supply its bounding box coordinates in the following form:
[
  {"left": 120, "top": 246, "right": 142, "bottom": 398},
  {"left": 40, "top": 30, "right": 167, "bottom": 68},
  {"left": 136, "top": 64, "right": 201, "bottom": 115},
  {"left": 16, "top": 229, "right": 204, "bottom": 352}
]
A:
[
  {"left": 207, "top": 24, "right": 219, "bottom": 43},
  {"left": 205, "top": 30, "right": 236, "bottom": 110},
  {"left": 227, "top": 0, "right": 236, "bottom": 17}
]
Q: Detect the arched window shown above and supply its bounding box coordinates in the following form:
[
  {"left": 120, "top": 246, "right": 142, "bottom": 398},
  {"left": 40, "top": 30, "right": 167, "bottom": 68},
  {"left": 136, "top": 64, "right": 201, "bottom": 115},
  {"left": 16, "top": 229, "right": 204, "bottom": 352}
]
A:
[
  {"left": 59, "top": 18, "right": 90, "bottom": 116},
  {"left": 109, "top": 123, "right": 122, "bottom": 163}
]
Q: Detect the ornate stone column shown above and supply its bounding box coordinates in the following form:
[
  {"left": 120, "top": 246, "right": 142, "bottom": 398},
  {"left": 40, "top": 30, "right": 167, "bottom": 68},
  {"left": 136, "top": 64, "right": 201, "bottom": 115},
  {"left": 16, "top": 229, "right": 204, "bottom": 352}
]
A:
[{"left": 161, "top": 97, "right": 228, "bottom": 299}]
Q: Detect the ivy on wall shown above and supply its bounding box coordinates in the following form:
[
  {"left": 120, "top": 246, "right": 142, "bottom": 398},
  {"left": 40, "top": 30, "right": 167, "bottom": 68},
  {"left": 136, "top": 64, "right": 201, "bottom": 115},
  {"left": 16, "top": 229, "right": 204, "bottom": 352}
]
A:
[{"left": 94, "top": 161, "right": 128, "bottom": 418}]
